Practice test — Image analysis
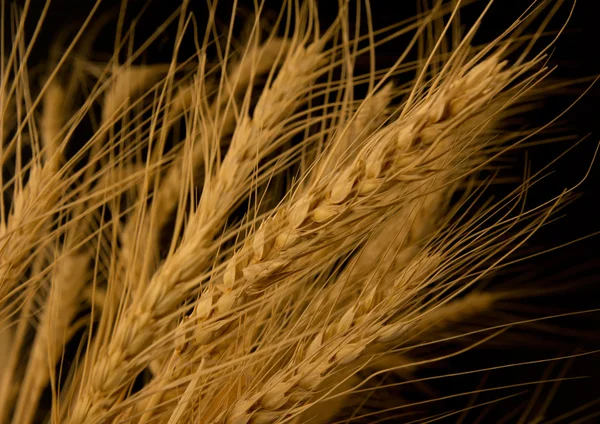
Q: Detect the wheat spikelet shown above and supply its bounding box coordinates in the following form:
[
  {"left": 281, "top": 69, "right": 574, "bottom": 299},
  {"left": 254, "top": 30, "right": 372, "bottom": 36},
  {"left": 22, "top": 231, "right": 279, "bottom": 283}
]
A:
[{"left": 316, "top": 81, "right": 394, "bottom": 177}]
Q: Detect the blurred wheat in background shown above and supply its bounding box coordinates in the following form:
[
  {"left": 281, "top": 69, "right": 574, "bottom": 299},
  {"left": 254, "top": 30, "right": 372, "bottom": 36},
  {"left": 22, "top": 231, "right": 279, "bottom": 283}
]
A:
[{"left": 0, "top": 0, "right": 599, "bottom": 423}]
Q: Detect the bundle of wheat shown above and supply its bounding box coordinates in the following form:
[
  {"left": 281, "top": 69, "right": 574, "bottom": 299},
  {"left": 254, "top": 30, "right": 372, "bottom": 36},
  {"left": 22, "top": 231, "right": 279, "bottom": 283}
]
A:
[{"left": 0, "top": 0, "right": 598, "bottom": 423}]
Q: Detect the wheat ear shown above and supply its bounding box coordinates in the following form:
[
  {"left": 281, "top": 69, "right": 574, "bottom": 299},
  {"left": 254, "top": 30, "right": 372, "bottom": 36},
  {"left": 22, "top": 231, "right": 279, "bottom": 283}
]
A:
[
  {"left": 178, "top": 54, "right": 509, "bottom": 354},
  {"left": 0, "top": 77, "right": 72, "bottom": 321},
  {"left": 8, "top": 73, "right": 125, "bottom": 423},
  {"left": 0, "top": 245, "right": 50, "bottom": 422},
  {"left": 125, "top": 53, "right": 510, "bottom": 424},
  {"left": 220, "top": 247, "right": 498, "bottom": 424},
  {"left": 120, "top": 37, "right": 288, "bottom": 297},
  {"left": 11, "top": 251, "right": 90, "bottom": 424},
  {"left": 65, "top": 34, "right": 327, "bottom": 424}
]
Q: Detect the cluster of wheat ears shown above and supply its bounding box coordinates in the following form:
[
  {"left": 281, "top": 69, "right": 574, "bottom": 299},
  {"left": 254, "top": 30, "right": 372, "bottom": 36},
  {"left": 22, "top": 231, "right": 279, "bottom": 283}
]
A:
[{"left": 0, "top": 0, "right": 598, "bottom": 423}]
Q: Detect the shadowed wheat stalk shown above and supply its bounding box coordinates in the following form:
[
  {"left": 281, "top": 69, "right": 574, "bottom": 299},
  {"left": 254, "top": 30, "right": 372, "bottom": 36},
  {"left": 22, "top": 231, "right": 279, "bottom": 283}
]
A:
[{"left": 0, "top": 0, "right": 598, "bottom": 423}]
